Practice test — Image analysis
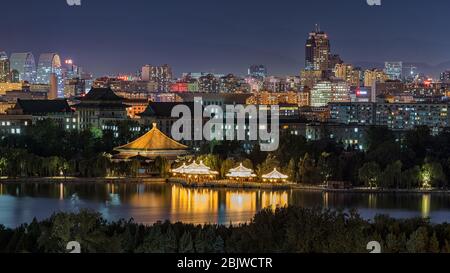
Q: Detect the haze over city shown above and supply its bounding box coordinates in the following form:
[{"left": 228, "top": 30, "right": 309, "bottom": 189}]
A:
[{"left": 2, "top": 0, "right": 450, "bottom": 77}]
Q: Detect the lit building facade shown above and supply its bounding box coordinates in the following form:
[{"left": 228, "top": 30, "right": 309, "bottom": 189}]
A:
[
  {"left": 384, "top": 62, "right": 403, "bottom": 81},
  {"left": 75, "top": 87, "right": 128, "bottom": 130},
  {"left": 329, "top": 101, "right": 450, "bottom": 133},
  {"left": 0, "top": 52, "right": 9, "bottom": 82},
  {"left": 334, "top": 63, "right": 361, "bottom": 87},
  {"left": 248, "top": 65, "right": 267, "bottom": 79},
  {"left": 141, "top": 64, "right": 173, "bottom": 92},
  {"left": 9, "top": 52, "right": 36, "bottom": 83},
  {"left": 364, "top": 69, "right": 388, "bottom": 87},
  {"left": 36, "top": 53, "right": 63, "bottom": 96},
  {"left": 305, "top": 27, "right": 330, "bottom": 71},
  {"left": 310, "top": 80, "right": 350, "bottom": 107}
]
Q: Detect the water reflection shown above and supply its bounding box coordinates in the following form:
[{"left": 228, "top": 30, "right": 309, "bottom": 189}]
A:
[
  {"left": 422, "top": 194, "right": 431, "bottom": 218},
  {"left": 1, "top": 182, "right": 450, "bottom": 227}
]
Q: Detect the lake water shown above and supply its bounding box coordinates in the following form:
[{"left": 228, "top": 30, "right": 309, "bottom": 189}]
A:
[{"left": 1, "top": 182, "right": 450, "bottom": 227}]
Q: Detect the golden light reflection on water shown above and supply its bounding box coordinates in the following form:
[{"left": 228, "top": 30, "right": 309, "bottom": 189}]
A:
[
  {"left": 421, "top": 194, "right": 431, "bottom": 218},
  {"left": 368, "top": 194, "right": 377, "bottom": 209},
  {"left": 171, "top": 185, "right": 288, "bottom": 216},
  {"left": 171, "top": 185, "right": 219, "bottom": 213},
  {"left": 261, "top": 191, "right": 289, "bottom": 210},
  {"left": 59, "top": 183, "right": 64, "bottom": 200}
]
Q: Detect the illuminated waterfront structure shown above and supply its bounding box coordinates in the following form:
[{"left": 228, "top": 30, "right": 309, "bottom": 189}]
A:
[
  {"left": 226, "top": 163, "right": 257, "bottom": 181},
  {"left": 9, "top": 52, "right": 36, "bottom": 83},
  {"left": 262, "top": 168, "right": 289, "bottom": 183}
]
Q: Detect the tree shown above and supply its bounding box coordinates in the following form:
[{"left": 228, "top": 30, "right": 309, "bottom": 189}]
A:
[
  {"left": 402, "top": 166, "right": 421, "bottom": 189},
  {"left": 285, "top": 158, "right": 297, "bottom": 183},
  {"left": 366, "top": 126, "right": 395, "bottom": 151},
  {"left": 420, "top": 162, "right": 447, "bottom": 189},
  {"left": 406, "top": 227, "right": 429, "bottom": 253},
  {"left": 298, "top": 153, "right": 318, "bottom": 184},
  {"left": 256, "top": 154, "right": 280, "bottom": 178},
  {"left": 380, "top": 161, "right": 402, "bottom": 189},
  {"left": 220, "top": 158, "right": 235, "bottom": 179},
  {"left": 358, "top": 162, "right": 381, "bottom": 189},
  {"left": 179, "top": 231, "right": 194, "bottom": 253}
]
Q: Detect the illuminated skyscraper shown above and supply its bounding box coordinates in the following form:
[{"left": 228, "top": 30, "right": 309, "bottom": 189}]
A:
[
  {"left": 384, "top": 62, "right": 403, "bottom": 81},
  {"left": 305, "top": 25, "right": 330, "bottom": 71},
  {"left": 9, "top": 52, "right": 36, "bottom": 83},
  {"left": 248, "top": 65, "right": 267, "bottom": 79},
  {"left": 141, "top": 64, "right": 172, "bottom": 92},
  {"left": 36, "top": 53, "right": 63, "bottom": 96},
  {"left": 0, "top": 52, "right": 9, "bottom": 82},
  {"left": 364, "top": 69, "right": 388, "bottom": 87}
]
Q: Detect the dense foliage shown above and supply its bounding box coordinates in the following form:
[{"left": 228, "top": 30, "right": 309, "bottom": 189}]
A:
[
  {"left": 0, "top": 119, "right": 160, "bottom": 178},
  {"left": 1, "top": 119, "right": 449, "bottom": 189},
  {"left": 1, "top": 207, "right": 450, "bottom": 253}
]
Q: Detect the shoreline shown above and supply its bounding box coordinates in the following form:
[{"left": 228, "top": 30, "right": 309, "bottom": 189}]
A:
[{"left": 1, "top": 177, "right": 449, "bottom": 194}]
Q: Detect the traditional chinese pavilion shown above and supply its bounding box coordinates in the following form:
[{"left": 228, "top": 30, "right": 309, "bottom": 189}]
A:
[
  {"left": 226, "top": 163, "right": 257, "bottom": 181},
  {"left": 262, "top": 168, "right": 289, "bottom": 183},
  {"left": 113, "top": 123, "right": 189, "bottom": 161}
]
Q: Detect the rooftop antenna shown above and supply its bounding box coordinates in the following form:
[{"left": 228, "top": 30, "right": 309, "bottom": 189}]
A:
[{"left": 315, "top": 23, "right": 320, "bottom": 32}]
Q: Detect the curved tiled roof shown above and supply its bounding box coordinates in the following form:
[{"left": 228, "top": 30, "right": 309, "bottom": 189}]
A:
[
  {"left": 83, "top": 88, "right": 124, "bottom": 101},
  {"left": 115, "top": 123, "right": 188, "bottom": 151}
]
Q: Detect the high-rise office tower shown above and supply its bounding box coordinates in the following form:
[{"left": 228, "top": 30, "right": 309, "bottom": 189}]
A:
[
  {"left": 248, "top": 65, "right": 267, "bottom": 79},
  {"left": 364, "top": 69, "right": 388, "bottom": 87},
  {"left": 141, "top": 64, "right": 173, "bottom": 92},
  {"left": 440, "top": 70, "right": 450, "bottom": 83},
  {"left": 36, "top": 53, "right": 64, "bottom": 96},
  {"left": 305, "top": 25, "right": 330, "bottom": 71},
  {"left": 0, "top": 51, "right": 9, "bottom": 82},
  {"left": 9, "top": 52, "right": 36, "bottom": 83},
  {"left": 384, "top": 62, "right": 403, "bottom": 81}
]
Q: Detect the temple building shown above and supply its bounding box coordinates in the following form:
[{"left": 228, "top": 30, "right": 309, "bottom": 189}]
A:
[
  {"left": 226, "top": 163, "right": 257, "bottom": 181},
  {"left": 171, "top": 161, "right": 219, "bottom": 183},
  {"left": 262, "top": 168, "right": 289, "bottom": 183},
  {"left": 113, "top": 123, "right": 190, "bottom": 161},
  {"left": 75, "top": 87, "right": 127, "bottom": 130}
]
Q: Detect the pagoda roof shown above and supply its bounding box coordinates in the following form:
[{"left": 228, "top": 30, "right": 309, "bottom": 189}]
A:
[
  {"left": 226, "top": 163, "right": 257, "bottom": 178},
  {"left": 262, "top": 168, "right": 288, "bottom": 180},
  {"left": 13, "top": 99, "right": 73, "bottom": 114},
  {"left": 115, "top": 123, "right": 188, "bottom": 151},
  {"left": 82, "top": 87, "right": 124, "bottom": 102}
]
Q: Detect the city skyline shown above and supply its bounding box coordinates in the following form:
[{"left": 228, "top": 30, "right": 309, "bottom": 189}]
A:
[{"left": 2, "top": 0, "right": 450, "bottom": 77}]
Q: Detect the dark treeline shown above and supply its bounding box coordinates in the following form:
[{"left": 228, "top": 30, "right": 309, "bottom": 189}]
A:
[
  {"left": 0, "top": 119, "right": 151, "bottom": 177},
  {"left": 1, "top": 207, "right": 450, "bottom": 253},
  {"left": 1, "top": 119, "right": 450, "bottom": 189},
  {"left": 245, "top": 126, "right": 450, "bottom": 189}
]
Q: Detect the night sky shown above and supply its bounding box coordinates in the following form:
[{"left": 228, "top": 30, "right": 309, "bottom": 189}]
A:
[{"left": 2, "top": 0, "right": 450, "bottom": 77}]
